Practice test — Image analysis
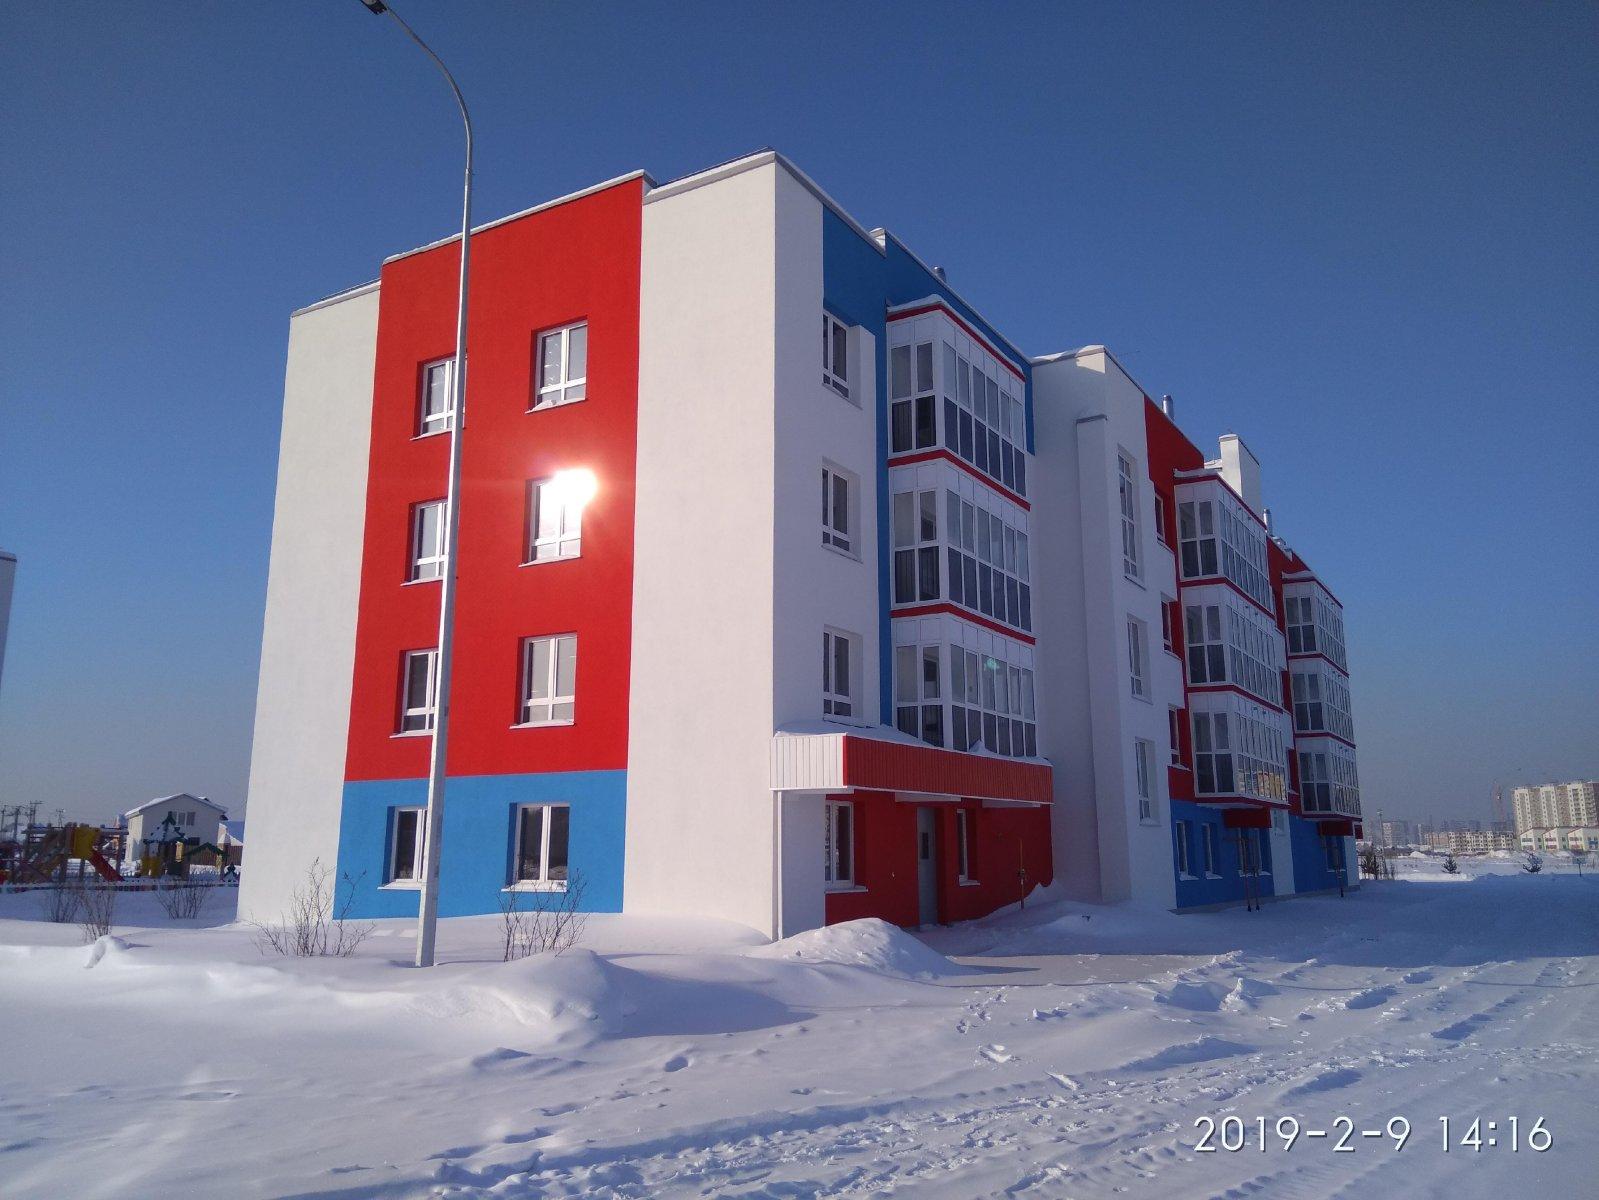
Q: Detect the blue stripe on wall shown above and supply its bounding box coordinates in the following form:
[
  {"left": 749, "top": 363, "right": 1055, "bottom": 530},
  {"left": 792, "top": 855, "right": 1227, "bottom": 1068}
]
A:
[
  {"left": 820, "top": 211, "right": 1035, "bottom": 726},
  {"left": 334, "top": 770, "right": 626, "bottom": 919}
]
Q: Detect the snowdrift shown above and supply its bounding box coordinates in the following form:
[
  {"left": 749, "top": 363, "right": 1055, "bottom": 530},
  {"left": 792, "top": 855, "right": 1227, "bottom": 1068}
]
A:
[{"left": 747, "top": 917, "right": 974, "bottom": 979}]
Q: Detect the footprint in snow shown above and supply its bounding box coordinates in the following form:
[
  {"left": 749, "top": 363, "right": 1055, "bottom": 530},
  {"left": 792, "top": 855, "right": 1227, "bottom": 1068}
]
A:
[
  {"left": 662, "top": 1054, "right": 691, "bottom": 1072},
  {"left": 979, "top": 1044, "right": 1016, "bottom": 1064}
]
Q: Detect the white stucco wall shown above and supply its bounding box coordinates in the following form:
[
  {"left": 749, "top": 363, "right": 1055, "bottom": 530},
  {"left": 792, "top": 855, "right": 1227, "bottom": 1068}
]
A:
[
  {"left": 237, "top": 285, "right": 378, "bottom": 923},
  {"left": 627, "top": 161, "right": 784, "bottom": 936},
  {"left": 1032, "top": 351, "right": 1177, "bottom": 908}
]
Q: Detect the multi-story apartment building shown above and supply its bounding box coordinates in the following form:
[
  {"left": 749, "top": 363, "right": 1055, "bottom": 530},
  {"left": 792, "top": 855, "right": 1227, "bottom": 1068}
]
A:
[
  {"left": 240, "top": 152, "right": 1359, "bottom": 936},
  {"left": 1512, "top": 781, "right": 1598, "bottom": 834},
  {"left": 1425, "top": 829, "right": 1518, "bottom": 854}
]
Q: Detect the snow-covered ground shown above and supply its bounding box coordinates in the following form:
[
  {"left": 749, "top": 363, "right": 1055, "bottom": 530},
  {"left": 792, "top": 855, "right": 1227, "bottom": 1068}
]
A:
[{"left": 2, "top": 858, "right": 1595, "bottom": 1199}]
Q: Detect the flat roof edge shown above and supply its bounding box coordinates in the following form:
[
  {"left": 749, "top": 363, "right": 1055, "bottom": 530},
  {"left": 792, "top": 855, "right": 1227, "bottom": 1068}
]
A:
[
  {"left": 290, "top": 279, "right": 380, "bottom": 319},
  {"left": 382, "top": 169, "right": 656, "bottom": 266}
]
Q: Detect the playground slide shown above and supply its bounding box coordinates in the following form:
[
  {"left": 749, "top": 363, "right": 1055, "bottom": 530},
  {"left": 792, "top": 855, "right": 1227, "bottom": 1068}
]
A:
[{"left": 86, "top": 848, "right": 120, "bottom": 882}]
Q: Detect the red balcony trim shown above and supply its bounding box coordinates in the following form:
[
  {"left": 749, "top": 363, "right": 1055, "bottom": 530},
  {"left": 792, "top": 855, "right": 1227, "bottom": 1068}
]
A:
[
  {"left": 890, "top": 602, "right": 1036, "bottom": 645},
  {"left": 887, "top": 448, "right": 1031, "bottom": 510}
]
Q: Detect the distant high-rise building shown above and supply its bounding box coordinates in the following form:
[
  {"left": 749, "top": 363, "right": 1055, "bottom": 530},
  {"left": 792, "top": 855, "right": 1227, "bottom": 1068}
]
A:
[
  {"left": 1513, "top": 782, "right": 1598, "bottom": 834},
  {"left": 0, "top": 550, "right": 15, "bottom": 698}
]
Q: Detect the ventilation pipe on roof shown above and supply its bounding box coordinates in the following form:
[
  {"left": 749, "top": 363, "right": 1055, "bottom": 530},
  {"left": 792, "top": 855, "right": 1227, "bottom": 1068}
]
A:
[
  {"left": 1264, "top": 507, "right": 1273, "bottom": 534},
  {"left": 932, "top": 265, "right": 947, "bottom": 282},
  {"left": 1161, "top": 394, "right": 1174, "bottom": 416}
]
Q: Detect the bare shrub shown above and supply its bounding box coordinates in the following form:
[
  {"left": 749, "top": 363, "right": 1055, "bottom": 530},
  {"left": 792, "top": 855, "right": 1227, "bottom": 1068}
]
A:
[
  {"left": 1523, "top": 852, "right": 1544, "bottom": 875},
  {"left": 38, "top": 883, "right": 81, "bottom": 924},
  {"left": 499, "top": 873, "right": 587, "bottom": 961},
  {"left": 155, "top": 879, "right": 209, "bottom": 920},
  {"left": 251, "top": 859, "right": 374, "bottom": 958},
  {"left": 76, "top": 882, "right": 117, "bottom": 943}
]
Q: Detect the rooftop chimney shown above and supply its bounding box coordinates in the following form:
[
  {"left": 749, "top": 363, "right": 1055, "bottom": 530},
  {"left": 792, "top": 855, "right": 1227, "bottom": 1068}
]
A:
[
  {"left": 1161, "top": 394, "right": 1173, "bottom": 416},
  {"left": 1263, "top": 507, "right": 1273, "bottom": 533},
  {"left": 932, "top": 266, "right": 947, "bottom": 282}
]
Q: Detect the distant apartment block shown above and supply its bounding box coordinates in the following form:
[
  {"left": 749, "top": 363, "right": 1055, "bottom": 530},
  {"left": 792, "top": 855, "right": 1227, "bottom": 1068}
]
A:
[
  {"left": 1513, "top": 781, "right": 1598, "bottom": 835},
  {"left": 1424, "top": 828, "right": 1518, "bottom": 855}
]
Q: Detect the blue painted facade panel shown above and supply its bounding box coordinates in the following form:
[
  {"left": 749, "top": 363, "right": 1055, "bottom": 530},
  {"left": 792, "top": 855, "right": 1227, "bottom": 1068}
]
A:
[
  {"left": 335, "top": 770, "right": 627, "bottom": 919},
  {"left": 1170, "top": 801, "right": 1350, "bottom": 908},
  {"left": 820, "top": 211, "right": 1035, "bottom": 727}
]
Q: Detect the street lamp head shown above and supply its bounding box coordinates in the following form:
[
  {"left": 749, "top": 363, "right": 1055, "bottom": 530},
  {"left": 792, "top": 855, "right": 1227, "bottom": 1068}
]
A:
[{"left": 358, "top": 1, "right": 388, "bottom": 14}]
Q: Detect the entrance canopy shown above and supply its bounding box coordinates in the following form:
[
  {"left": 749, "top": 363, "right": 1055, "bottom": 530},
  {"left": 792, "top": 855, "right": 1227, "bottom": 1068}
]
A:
[{"left": 771, "top": 727, "right": 1052, "bottom": 805}]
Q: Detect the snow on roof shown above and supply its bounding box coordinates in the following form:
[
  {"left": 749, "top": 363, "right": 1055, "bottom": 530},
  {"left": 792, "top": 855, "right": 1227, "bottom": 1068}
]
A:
[{"left": 123, "top": 793, "right": 227, "bottom": 820}]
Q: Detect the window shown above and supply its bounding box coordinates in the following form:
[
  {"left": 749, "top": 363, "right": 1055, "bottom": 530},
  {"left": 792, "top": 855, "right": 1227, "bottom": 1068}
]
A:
[
  {"left": 1154, "top": 490, "right": 1170, "bottom": 546},
  {"left": 1168, "top": 707, "right": 1183, "bottom": 765},
  {"left": 1175, "top": 821, "right": 1191, "bottom": 876},
  {"left": 1291, "top": 670, "right": 1324, "bottom": 733},
  {"left": 822, "top": 313, "right": 850, "bottom": 399},
  {"left": 894, "top": 642, "right": 945, "bottom": 747},
  {"left": 519, "top": 635, "right": 576, "bottom": 725},
  {"left": 889, "top": 340, "right": 936, "bottom": 453},
  {"left": 400, "top": 649, "right": 438, "bottom": 733},
  {"left": 512, "top": 804, "right": 569, "bottom": 887},
  {"left": 1135, "top": 739, "right": 1155, "bottom": 821},
  {"left": 1118, "top": 453, "right": 1141, "bottom": 579},
  {"left": 388, "top": 807, "right": 425, "bottom": 883},
  {"left": 419, "top": 358, "right": 454, "bottom": 436},
  {"left": 1127, "top": 617, "right": 1148, "bottom": 699},
  {"left": 1201, "top": 823, "right": 1217, "bottom": 875},
  {"left": 409, "top": 500, "right": 447, "bottom": 582},
  {"left": 824, "top": 800, "right": 854, "bottom": 887},
  {"left": 955, "top": 809, "right": 974, "bottom": 882},
  {"left": 935, "top": 336, "right": 1028, "bottom": 497},
  {"left": 1185, "top": 604, "right": 1226, "bottom": 684},
  {"left": 943, "top": 488, "right": 1031, "bottom": 632},
  {"left": 821, "top": 466, "right": 852, "bottom": 554},
  {"left": 822, "top": 629, "right": 855, "bottom": 719},
  {"left": 1178, "top": 489, "right": 1272, "bottom": 609},
  {"left": 527, "top": 477, "right": 584, "bottom": 563},
  {"left": 1192, "top": 711, "right": 1233, "bottom": 795},
  {"left": 1161, "top": 599, "right": 1176, "bottom": 653},
  {"left": 533, "top": 322, "right": 587, "bottom": 409},
  {"left": 892, "top": 488, "right": 940, "bottom": 604},
  {"left": 935, "top": 641, "right": 1037, "bottom": 758}
]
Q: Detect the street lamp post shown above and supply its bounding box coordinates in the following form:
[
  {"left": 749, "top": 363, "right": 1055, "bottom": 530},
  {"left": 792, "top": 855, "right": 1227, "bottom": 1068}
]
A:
[{"left": 358, "top": 0, "right": 472, "bottom": 967}]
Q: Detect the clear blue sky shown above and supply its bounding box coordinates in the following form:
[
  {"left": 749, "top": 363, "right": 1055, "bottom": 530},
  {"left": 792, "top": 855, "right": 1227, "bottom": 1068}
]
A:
[{"left": 1, "top": 1, "right": 1594, "bottom": 826}]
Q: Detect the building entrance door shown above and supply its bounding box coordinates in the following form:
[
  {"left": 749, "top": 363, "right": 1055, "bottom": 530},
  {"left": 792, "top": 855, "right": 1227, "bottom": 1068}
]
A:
[{"left": 916, "top": 807, "right": 939, "bottom": 926}]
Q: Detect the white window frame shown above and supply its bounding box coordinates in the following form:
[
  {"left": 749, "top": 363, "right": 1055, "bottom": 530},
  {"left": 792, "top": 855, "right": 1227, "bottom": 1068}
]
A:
[
  {"left": 399, "top": 648, "right": 438, "bottom": 734},
  {"left": 822, "top": 628, "right": 858, "bottom": 720},
  {"left": 955, "top": 809, "right": 974, "bottom": 883},
  {"left": 518, "top": 634, "right": 577, "bottom": 727},
  {"left": 1175, "top": 820, "right": 1192, "bottom": 877},
  {"left": 1201, "top": 823, "right": 1218, "bottom": 876},
  {"left": 824, "top": 799, "right": 855, "bottom": 889},
  {"left": 1135, "top": 738, "right": 1156, "bottom": 821},
  {"left": 387, "top": 806, "right": 425, "bottom": 885},
  {"left": 821, "top": 465, "right": 854, "bottom": 555},
  {"left": 1160, "top": 598, "right": 1176, "bottom": 653},
  {"left": 1118, "top": 452, "right": 1141, "bottom": 580},
  {"left": 527, "top": 477, "right": 584, "bottom": 563},
  {"left": 822, "top": 312, "right": 850, "bottom": 399},
  {"left": 1127, "top": 616, "right": 1148, "bottom": 700},
  {"left": 533, "top": 321, "right": 588, "bottom": 410},
  {"left": 509, "top": 803, "right": 570, "bottom": 890},
  {"left": 418, "top": 358, "right": 454, "bottom": 437},
  {"left": 409, "top": 499, "right": 447, "bottom": 582},
  {"left": 1168, "top": 706, "right": 1183, "bottom": 766}
]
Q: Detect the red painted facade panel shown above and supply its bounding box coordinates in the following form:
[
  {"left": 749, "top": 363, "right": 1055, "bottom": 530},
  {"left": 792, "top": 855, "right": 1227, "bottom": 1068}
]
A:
[
  {"left": 823, "top": 790, "right": 1053, "bottom": 927},
  {"left": 344, "top": 179, "right": 645, "bottom": 782},
  {"left": 841, "top": 735, "right": 1053, "bottom": 805}
]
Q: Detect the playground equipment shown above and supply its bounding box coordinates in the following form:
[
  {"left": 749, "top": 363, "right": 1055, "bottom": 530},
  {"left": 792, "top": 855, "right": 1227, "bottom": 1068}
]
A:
[{"left": 0, "top": 822, "right": 122, "bottom": 886}]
